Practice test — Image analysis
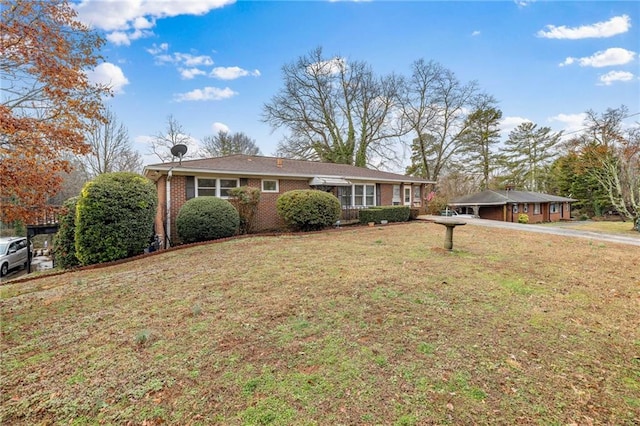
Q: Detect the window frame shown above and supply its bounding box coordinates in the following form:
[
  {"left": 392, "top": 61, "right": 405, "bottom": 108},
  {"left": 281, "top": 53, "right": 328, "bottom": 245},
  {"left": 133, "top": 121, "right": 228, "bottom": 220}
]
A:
[
  {"left": 195, "top": 177, "right": 239, "bottom": 199},
  {"left": 404, "top": 186, "right": 412, "bottom": 206},
  {"left": 550, "top": 203, "right": 558, "bottom": 213},
  {"left": 534, "top": 203, "right": 541, "bottom": 214},
  {"left": 261, "top": 179, "right": 279, "bottom": 193}
]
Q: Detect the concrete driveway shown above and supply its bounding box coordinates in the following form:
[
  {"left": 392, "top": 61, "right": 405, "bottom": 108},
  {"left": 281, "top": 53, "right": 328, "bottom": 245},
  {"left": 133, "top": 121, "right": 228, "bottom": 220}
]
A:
[{"left": 418, "top": 216, "right": 640, "bottom": 247}]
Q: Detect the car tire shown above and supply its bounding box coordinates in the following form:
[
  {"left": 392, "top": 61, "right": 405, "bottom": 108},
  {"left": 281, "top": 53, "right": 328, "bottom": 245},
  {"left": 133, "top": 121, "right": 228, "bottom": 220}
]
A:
[{"left": 1, "top": 262, "right": 8, "bottom": 277}]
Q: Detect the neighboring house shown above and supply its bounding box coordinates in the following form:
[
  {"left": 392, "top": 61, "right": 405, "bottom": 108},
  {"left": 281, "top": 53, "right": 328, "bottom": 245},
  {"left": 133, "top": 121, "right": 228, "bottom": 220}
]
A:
[
  {"left": 143, "top": 155, "right": 435, "bottom": 246},
  {"left": 448, "top": 189, "right": 576, "bottom": 223}
]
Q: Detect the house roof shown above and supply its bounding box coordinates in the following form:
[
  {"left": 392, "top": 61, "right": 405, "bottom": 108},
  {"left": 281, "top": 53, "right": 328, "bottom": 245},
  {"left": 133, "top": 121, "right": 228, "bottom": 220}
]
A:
[
  {"left": 144, "top": 154, "right": 434, "bottom": 184},
  {"left": 449, "top": 190, "right": 576, "bottom": 206}
]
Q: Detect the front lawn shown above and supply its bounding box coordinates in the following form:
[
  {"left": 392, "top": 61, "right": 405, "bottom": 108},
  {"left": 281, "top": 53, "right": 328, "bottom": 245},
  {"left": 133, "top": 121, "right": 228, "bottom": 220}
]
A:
[{"left": 1, "top": 222, "right": 638, "bottom": 424}]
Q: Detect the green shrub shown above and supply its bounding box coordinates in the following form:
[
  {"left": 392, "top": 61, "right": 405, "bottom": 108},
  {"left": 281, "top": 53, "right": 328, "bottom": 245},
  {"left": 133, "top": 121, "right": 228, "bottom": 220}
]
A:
[
  {"left": 276, "top": 190, "right": 340, "bottom": 231},
  {"left": 227, "top": 186, "right": 261, "bottom": 234},
  {"left": 52, "top": 197, "right": 80, "bottom": 269},
  {"left": 75, "top": 172, "right": 157, "bottom": 266},
  {"left": 176, "top": 196, "right": 239, "bottom": 243},
  {"left": 518, "top": 213, "right": 529, "bottom": 224},
  {"left": 359, "top": 206, "right": 411, "bottom": 224}
]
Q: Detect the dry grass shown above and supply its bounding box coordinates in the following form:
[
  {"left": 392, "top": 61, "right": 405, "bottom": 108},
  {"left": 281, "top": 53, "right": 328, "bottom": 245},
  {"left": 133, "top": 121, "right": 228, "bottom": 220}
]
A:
[
  {"left": 1, "top": 222, "right": 639, "bottom": 425},
  {"left": 543, "top": 220, "right": 640, "bottom": 236}
]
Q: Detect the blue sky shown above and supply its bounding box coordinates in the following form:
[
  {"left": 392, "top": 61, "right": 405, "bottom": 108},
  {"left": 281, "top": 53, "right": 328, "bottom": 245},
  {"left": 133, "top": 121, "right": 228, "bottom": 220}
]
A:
[{"left": 76, "top": 0, "right": 640, "bottom": 170}]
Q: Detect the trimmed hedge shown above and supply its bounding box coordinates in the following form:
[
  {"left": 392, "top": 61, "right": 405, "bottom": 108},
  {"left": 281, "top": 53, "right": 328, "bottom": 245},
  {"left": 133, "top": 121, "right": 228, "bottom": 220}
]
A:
[
  {"left": 176, "top": 196, "right": 239, "bottom": 243},
  {"left": 276, "top": 190, "right": 341, "bottom": 232},
  {"left": 359, "top": 206, "right": 411, "bottom": 224},
  {"left": 52, "top": 197, "right": 80, "bottom": 269},
  {"left": 75, "top": 172, "right": 157, "bottom": 266}
]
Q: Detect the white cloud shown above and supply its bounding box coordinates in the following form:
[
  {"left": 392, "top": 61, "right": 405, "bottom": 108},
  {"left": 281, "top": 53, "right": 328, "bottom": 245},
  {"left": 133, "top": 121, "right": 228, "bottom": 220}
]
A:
[
  {"left": 560, "top": 47, "right": 636, "bottom": 68},
  {"left": 175, "top": 53, "right": 214, "bottom": 67},
  {"left": 500, "top": 116, "right": 531, "bottom": 136},
  {"left": 106, "top": 31, "right": 131, "bottom": 46},
  {"left": 514, "top": 0, "right": 535, "bottom": 7},
  {"left": 471, "top": 30, "right": 481, "bottom": 37},
  {"left": 180, "top": 68, "right": 207, "bottom": 80},
  {"left": 75, "top": 0, "right": 235, "bottom": 45},
  {"left": 212, "top": 122, "right": 230, "bottom": 133},
  {"left": 86, "top": 62, "right": 129, "bottom": 94},
  {"left": 538, "top": 14, "right": 630, "bottom": 39},
  {"left": 548, "top": 113, "right": 587, "bottom": 137},
  {"left": 210, "top": 66, "right": 261, "bottom": 80},
  {"left": 307, "top": 57, "right": 347, "bottom": 76},
  {"left": 146, "top": 43, "right": 169, "bottom": 55},
  {"left": 174, "top": 86, "right": 238, "bottom": 102},
  {"left": 598, "top": 70, "right": 636, "bottom": 86}
]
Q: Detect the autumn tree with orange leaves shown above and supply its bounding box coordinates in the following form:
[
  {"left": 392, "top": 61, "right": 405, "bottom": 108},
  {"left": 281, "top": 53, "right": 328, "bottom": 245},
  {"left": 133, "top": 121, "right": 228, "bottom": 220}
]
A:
[{"left": 0, "top": 0, "right": 110, "bottom": 224}]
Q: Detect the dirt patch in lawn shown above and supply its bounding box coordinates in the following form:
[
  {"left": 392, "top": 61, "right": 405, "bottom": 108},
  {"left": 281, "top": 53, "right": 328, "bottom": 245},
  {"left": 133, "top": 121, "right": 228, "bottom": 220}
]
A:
[{"left": 1, "top": 222, "right": 639, "bottom": 425}]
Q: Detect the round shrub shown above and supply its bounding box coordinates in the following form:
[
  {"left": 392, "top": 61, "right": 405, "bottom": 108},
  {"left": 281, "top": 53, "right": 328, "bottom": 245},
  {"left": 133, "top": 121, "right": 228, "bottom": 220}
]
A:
[
  {"left": 53, "top": 196, "right": 80, "bottom": 269},
  {"left": 75, "top": 172, "right": 157, "bottom": 266},
  {"left": 518, "top": 213, "right": 529, "bottom": 224},
  {"left": 276, "top": 190, "right": 341, "bottom": 232},
  {"left": 176, "top": 196, "right": 239, "bottom": 243}
]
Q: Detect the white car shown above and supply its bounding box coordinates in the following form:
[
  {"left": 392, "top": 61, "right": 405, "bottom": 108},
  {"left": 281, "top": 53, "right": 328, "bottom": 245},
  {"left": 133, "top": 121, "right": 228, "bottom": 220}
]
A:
[{"left": 0, "top": 237, "right": 31, "bottom": 277}]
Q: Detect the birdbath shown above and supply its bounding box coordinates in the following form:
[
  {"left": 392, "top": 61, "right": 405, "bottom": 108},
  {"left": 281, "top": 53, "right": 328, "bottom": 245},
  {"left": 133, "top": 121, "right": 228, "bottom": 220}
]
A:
[{"left": 433, "top": 219, "right": 466, "bottom": 251}]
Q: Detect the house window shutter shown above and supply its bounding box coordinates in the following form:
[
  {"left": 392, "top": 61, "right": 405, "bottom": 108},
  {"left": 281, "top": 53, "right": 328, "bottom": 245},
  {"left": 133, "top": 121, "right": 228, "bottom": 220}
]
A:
[
  {"left": 376, "top": 184, "right": 381, "bottom": 206},
  {"left": 186, "top": 176, "right": 195, "bottom": 199},
  {"left": 240, "top": 178, "right": 248, "bottom": 187}
]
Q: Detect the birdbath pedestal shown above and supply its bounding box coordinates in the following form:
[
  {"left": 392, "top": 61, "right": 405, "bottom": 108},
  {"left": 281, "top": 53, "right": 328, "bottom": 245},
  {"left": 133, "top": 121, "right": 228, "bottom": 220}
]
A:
[{"left": 433, "top": 219, "right": 466, "bottom": 251}]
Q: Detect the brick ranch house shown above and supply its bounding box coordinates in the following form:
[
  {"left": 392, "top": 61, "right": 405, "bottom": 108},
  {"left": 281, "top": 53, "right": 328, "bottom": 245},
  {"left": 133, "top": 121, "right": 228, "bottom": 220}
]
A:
[
  {"left": 143, "top": 154, "right": 434, "bottom": 247},
  {"left": 448, "top": 189, "right": 576, "bottom": 223}
]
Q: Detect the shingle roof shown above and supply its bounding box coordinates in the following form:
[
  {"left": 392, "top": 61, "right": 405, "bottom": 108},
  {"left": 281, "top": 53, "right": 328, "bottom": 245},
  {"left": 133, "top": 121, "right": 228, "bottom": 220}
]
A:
[
  {"left": 449, "top": 190, "right": 576, "bottom": 206},
  {"left": 144, "top": 154, "right": 434, "bottom": 184}
]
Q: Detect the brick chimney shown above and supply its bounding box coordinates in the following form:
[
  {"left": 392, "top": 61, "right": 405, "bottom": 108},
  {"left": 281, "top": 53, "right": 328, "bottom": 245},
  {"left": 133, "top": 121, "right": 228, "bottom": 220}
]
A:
[{"left": 276, "top": 158, "right": 283, "bottom": 168}]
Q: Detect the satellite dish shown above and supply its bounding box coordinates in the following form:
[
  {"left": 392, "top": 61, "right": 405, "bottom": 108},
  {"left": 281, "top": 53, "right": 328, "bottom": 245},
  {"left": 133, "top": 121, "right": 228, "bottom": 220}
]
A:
[{"left": 170, "top": 144, "right": 188, "bottom": 164}]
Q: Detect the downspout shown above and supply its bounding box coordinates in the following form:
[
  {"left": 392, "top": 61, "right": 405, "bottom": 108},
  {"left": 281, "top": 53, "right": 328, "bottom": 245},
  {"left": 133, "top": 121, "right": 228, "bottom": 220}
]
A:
[{"left": 166, "top": 169, "right": 173, "bottom": 248}]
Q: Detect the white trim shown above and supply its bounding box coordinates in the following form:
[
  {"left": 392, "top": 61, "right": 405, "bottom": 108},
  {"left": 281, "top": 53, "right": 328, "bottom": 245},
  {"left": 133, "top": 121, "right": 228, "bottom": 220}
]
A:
[
  {"left": 195, "top": 177, "right": 239, "bottom": 199},
  {"left": 403, "top": 186, "right": 411, "bottom": 206},
  {"left": 261, "top": 179, "right": 279, "bottom": 193}
]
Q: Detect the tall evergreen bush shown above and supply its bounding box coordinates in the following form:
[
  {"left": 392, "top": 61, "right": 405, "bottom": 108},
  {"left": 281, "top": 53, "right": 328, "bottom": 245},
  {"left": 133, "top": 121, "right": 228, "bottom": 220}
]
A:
[
  {"left": 75, "top": 172, "right": 157, "bottom": 266},
  {"left": 52, "top": 197, "right": 80, "bottom": 269}
]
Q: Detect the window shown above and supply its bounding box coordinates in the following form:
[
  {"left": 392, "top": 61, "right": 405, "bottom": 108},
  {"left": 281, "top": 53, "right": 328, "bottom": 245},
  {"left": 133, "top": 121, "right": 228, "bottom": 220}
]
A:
[
  {"left": 534, "top": 203, "right": 541, "bottom": 214},
  {"left": 261, "top": 179, "right": 279, "bottom": 192},
  {"left": 346, "top": 184, "right": 375, "bottom": 207},
  {"left": 365, "top": 185, "right": 375, "bottom": 206},
  {"left": 196, "top": 178, "right": 238, "bottom": 198},
  {"left": 337, "top": 186, "right": 352, "bottom": 208},
  {"left": 392, "top": 185, "right": 401, "bottom": 205},
  {"left": 523, "top": 204, "right": 528, "bottom": 213},
  {"left": 404, "top": 186, "right": 411, "bottom": 205},
  {"left": 219, "top": 179, "right": 239, "bottom": 197},
  {"left": 550, "top": 203, "right": 558, "bottom": 213},
  {"left": 512, "top": 204, "right": 518, "bottom": 214},
  {"left": 197, "top": 178, "right": 216, "bottom": 197},
  {"left": 413, "top": 186, "right": 421, "bottom": 200}
]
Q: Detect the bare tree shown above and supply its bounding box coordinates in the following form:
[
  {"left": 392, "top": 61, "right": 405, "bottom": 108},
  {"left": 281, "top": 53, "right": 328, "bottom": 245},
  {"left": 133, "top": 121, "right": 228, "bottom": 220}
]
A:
[
  {"left": 401, "top": 59, "right": 481, "bottom": 181},
  {"left": 79, "top": 108, "right": 142, "bottom": 178},
  {"left": 201, "top": 130, "right": 261, "bottom": 157},
  {"left": 263, "top": 47, "right": 403, "bottom": 168},
  {"left": 582, "top": 107, "right": 639, "bottom": 229},
  {"left": 149, "top": 115, "right": 199, "bottom": 163}
]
